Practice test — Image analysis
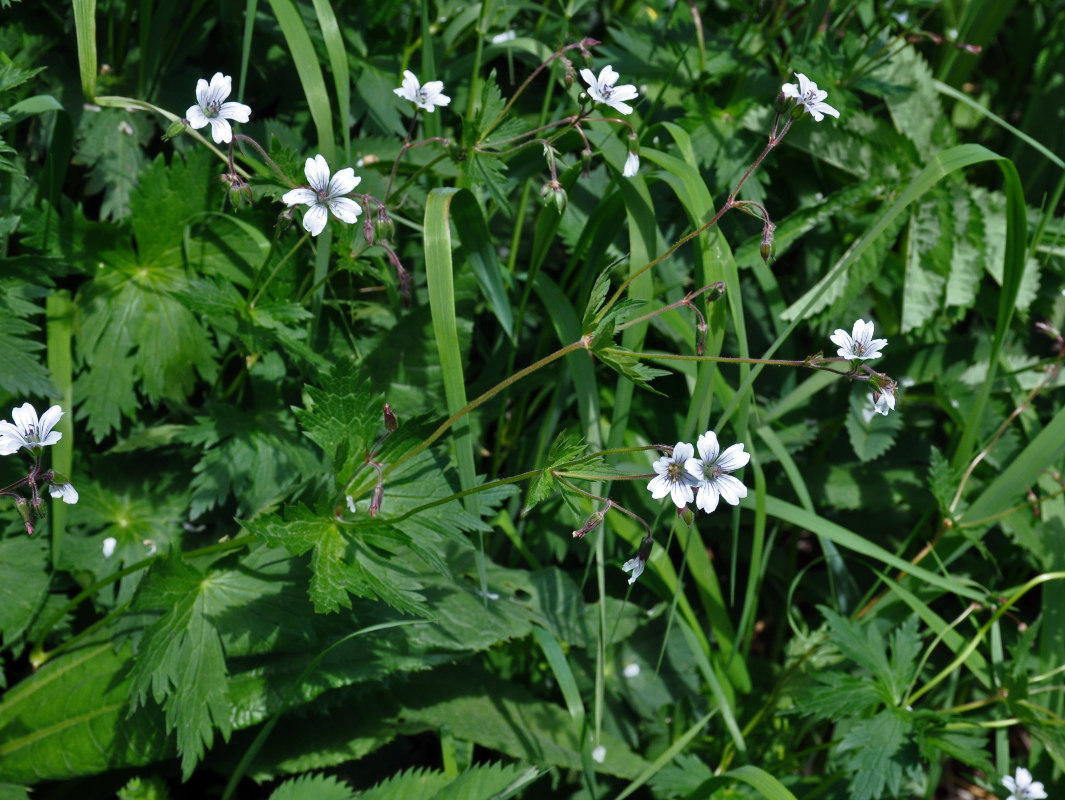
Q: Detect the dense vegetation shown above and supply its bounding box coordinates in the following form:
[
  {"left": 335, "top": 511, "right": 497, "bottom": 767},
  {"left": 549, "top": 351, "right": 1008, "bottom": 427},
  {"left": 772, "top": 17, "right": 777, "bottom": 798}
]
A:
[{"left": 1, "top": 1, "right": 1064, "bottom": 798}]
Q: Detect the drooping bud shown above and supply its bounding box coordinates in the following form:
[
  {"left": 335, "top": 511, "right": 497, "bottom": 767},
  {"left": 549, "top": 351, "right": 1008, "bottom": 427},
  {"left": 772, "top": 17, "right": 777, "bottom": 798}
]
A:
[
  {"left": 370, "top": 482, "right": 384, "bottom": 517},
  {"left": 219, "top": 172, "right": 253, "bottom": 211},
  {"left": 541, "top": 180, "right": 567, "bottom": 214},
  {"left": 374, "top": 208, "right": 395, "bottom": 244},
  {"left": 760, "top": 221, "right": 776, "bottom": 265},
  {"left": 572, "top": 510, "right": 604, "bottom": 539},
  {"left": 383, "top": 403, "right": 398, "bottom": 432},
  {"left": 162, "top": 118, "right": 190, "bottom": 141},
  {"left": 15, "top": 496, "right": 33, "bottom": 535}
]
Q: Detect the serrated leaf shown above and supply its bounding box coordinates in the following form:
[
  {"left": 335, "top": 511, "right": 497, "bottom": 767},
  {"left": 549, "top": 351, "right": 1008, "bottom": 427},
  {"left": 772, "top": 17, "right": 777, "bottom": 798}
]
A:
[
  {"left": 0, "top": 286, "right": 55, "bottom": 398},
  {"left": 354, "top": 768, "right": 450, "bottom": 800},
  {"left": 595, "top": 346, "right": 669, "bottom": 393},
  {"left": 523, "top": 431, "right": 588, "bottom": 512},
  {"left": 116, "top": 775, "right": 171, "bottom": 800},
  {"left": 74, "top": 107, "right": 151, "bottom": 220},
  {"left": 582, "top": 265, "right": 615, "bottom": 331},
  {"left": 800, "top": 672, "right": 881, "bottom": 720},
  {"left": 945, "top": 190, "right": 983, "bottom": 308},
  {"left": 845, "top": 391, "right": 902, "bottom": 462},
  {"left": 901, "top": 196, "right": 950, "bottom": 333},
  {"left": 128, "top": 149, "right": 216, "bottom": 263},
  {"left": 269, "top": 773, "right": 355, "bottom": 800},
  {"left": 927, "top": 445, "right": 954, "bottom": 513},
  {"left": 836, "top": 710, "right": 909, "bottom": 800},
  {"left": 433, "top": 762, "right": 543, "bottom": 800},
  {"left": 820, "top": 607, "right": 892, "bottom": 687},
  {"left": 128, "top": 557, "right": 233, "bottom": 779}
]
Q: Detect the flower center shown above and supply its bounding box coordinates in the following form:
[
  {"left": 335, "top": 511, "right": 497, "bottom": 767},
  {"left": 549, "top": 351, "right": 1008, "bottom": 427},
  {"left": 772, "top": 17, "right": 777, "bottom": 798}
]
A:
[
  {"left": 204, "top": 100, "right": 222, "bottom": 118},
  {"left": 702, "top": 462, "right": 722, "bottom": 480},
  {"left": 317, "top": 187, "right": 331, "bottom": 202},
  {"left": 666, "top": 462, "right": 685, "bottom": 482}
]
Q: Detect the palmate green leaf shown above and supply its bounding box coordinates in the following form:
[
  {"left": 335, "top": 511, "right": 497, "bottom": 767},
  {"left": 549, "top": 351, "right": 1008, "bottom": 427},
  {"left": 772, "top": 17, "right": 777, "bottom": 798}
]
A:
[
  {"left": 352, "top": 768, "right": 449, "bottom": 800},
  {"left": 269, "top": 773, "right": 355, "bottom": 800},
  {"left": 0, "top": 642, "right": 172, "bottom": 783},
  {"left": 77, "top": 261, "right": 219, "bottom": 438},
  {"left": 819, "top": 607, "right": 892, "bottom": 687},
  {"left": 178, "top": 404, "right": 323, "bottom": 520},
  {"left": 836, "top": 710, "right": 909, "bottom": 800},
  {"left": 294, "top": 360, "right": 385, "bottom": 480},
  {"left": 128, "top": 150, "right": 216, "bottom": 263},
  {"left": 128, "top": 556, "right": 233, "bottom": 779},
  {"left": 800, "top": 672, "right": 881, "bottom": 720}
]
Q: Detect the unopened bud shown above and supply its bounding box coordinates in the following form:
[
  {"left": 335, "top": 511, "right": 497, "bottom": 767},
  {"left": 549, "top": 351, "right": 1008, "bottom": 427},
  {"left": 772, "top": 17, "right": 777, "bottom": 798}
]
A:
[
  {"left": 370, "top": 482, "right": 384, "bottom": 517},
  {"left": 541, "top": 180, "right": 567, "bottom": 214},
  {"left": 679, "top": 505, "right": 694, "bottom": 528},
  {"left": 760, "top": 221, "right": 776, "bottom": 265},
  {"left": 15, "top": 496, "right": 33, "bottom": 534},
  {"left": 374, "top": 209, "right": 395, "bottom": 243},
  {"left": 162, "top": 118, "right": 190, "bottom": 141},
  {"left": 220, "top": 172, "right": 253, "bottom": 210},
  {"left": 773, "top": 92, "right": 791, "bottom": 115},
  {"left": 572, "top": 510, "right": 605, "bottom": 539},
  {"left": 580, "top": 148, "right": 593, "bottom": 175},
  {"left": 696, "top": 322, "right": 708, "bottom": 356},
  {"left": 384, "top": 403, "right": 398, "bottom": 432}
]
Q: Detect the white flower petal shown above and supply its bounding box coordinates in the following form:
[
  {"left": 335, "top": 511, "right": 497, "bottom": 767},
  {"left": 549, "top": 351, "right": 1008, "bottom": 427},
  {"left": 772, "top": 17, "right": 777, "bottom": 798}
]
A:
[
  {"left": 695, "top": 482, "right": 720, "bottom": 513},
  {"left": 328, "top": 196, "right": 362, "bottom": 224},
  {"left": 219, "top": 101, "right": 251, "bottom": 123},
  {"left": 302, "top": 204, "right": 329, "bottom": 236},
  {"left": 207, "top": 117, "right": 233, "bottom": 143},
  {"left": 622, "top": 557, "right": 645, "bottom": 584},
  {"left": 281, "top": 187, "right": 316, "bottom": 207},
  {"left": 102, "top": 537, "right": 117, "bottom": 558},
  {"left": 715, "top": 474, "right": 748, "bottom": 505},
  {"left": 328, "top": 168, "right": 360, "bottom": 197},
  {"left": 305, "top": 154, "right": 332, "bottom": 191},
  {"left": 186, "top": 106, "right": 209, "bottom": 128}
]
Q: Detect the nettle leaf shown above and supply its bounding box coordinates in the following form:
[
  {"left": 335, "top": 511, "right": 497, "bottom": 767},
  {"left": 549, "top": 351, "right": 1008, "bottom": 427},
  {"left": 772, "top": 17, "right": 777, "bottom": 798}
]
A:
[
  {"left": 269, "top": 773, "right": 356, "bottom": 800},
  {"left": 927, "top": 445, "right": 955, "bottom": 514},
  {"left": 74, "top": 106, "right": 152, "bottom": 221},
  {"left": 945, "top": 189, "right": 984, "bottom": 309},
  {"left": 901, "top": 193, "right": 952, "bottom": 333},
  {"left": 974, "top": 187, "right": 1041, "bottom": 313},
  {"left": 523, "top": 430, "right": 588, "bottom": 513},
  {"left": 176, "top": 278, "right": 326, "bottom": 370},
  {"left": 129, "top": 149, "right": 217, "bottom": 264},
  {"left": 128, "top": 557, "right": 233, "bottom": 779},
  {"left": 594, "top": 346, "right": 669, "bottom": 393},
  {"left": 0, "top": 282, "right": 55, "bottom": 398},
  {"left": 178, "top": 404, "right": 323, "bottom": 520},
  {"left": 800, "top": 672, "right": 882, "bottom": 720},
  {"left": 295, "top": 361, "right": 385, "bottom": 480},
  {"left": 836, "top": 709, "right": 909, "bottom": 800},
  {"left": 845, "top": 391, "right": 902, "bottom": 462}
]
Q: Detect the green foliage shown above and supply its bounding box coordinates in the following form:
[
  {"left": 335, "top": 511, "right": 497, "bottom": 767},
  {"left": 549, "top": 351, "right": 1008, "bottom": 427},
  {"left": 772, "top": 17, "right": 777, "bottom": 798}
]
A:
[{"left": 0, "top": 1, "right": 1062, "bottom": 797}]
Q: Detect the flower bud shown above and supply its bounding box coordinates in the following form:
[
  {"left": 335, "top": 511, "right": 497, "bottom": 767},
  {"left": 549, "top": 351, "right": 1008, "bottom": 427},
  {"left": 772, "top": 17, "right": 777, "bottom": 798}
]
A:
[
  {"left": 370, "top": 482, "right": 384, "bottom": 517},
  {"left": 572, "top": 510, "right": 604, "bottom": 539},
  {"left": 541, "top": 180, "right": 567, "bottom": 214},
  {"left": 760, "top": 221, "right": 776, "bottom": 265},
  {"left": 15, "top": 496, "right": 33, "bottom": 535},
  {"left": 374, "top": 209, "right": 395, "bottom": 244},
  {"left": 383, "top": 403, "right": 398, "bottom": 432},
  {"left": 773, "top": 92, "right": 791, "bottom": 115},
  {"left": 162, "top": 118, "right": 190, "bottom": 141},
  {"left": 580, "top": 148, "right": 593, "bottom": 175}
]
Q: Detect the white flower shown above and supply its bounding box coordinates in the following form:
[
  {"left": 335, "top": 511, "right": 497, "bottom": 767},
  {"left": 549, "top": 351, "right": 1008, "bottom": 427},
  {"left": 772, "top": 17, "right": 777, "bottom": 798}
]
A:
[
  {"left": 393, "top": 70, "right": 451, "bottom": 113},
  {"left": 48, "top": 482, "right": 79, "bottom": 505},
  {"left": 647, "top": 442, "right": 697, "bottom": 509},
  {"left": 622, "top": 150, "right": 639, "bottom": 178},
  {"left": 282, "top": 154, "right": 362, "bottom": 237},
  {"left": 830, "top": 319, "right": 887, "bottom": 361},
  {"left": 490, "top": 30, "right": 516, "bottom": 44},
  {"left": 345, "top": 494, "right": 357, "bottom": 513},
  {"left": 0, "top": 403, "right": 63, "bottom": 455},
  {"left": 684, "top": 431, "right": 750, "bottom": 514},
  {"left": 185, "top": 72, "right": 251, "bottom": 144},
  {"left": 591, "top": 745, "right": 607, "bottom": 763},
  {"left": 580, "top": 65, "right": 639, "bottom": 115},
  {"left": 622, "top": 557, "right": 645, "bottom": 585},
  {"left": 102, "top": 537, "right": 117, "bottom": 558},
  {"left": 1003, "top": 767, "right": 1047, "bottom": 800},
  {"left": 869, "top": 389, "right": 895, "bottom": 417},
  {"left": 781, "top": 73, "right": 840, "bottom": 122},
  {"left": 623, "top": 663, "right": 640, "bottom": 678}
]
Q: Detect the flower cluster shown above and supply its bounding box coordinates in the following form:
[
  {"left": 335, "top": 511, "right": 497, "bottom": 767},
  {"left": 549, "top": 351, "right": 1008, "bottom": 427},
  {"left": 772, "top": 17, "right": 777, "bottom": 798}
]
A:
[
  {"left": 647, "top": 431, "right": 750, "bottom": 514},
  {"left": 829, "top": 319, "right": 897, "bottom": 418},
  {"left": 0, "top": 403, "right": 78, "bottom": 531}
]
